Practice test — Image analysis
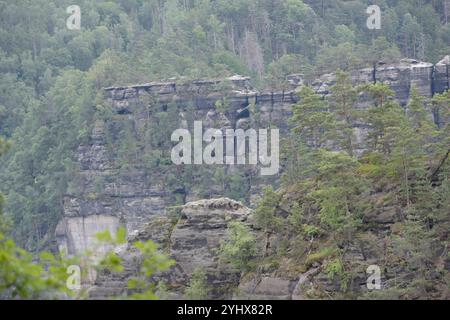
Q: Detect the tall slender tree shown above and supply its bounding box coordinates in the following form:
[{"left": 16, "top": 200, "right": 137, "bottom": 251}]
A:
[{"left": 330, "top": 70, "right": 358, "bottom": 156}]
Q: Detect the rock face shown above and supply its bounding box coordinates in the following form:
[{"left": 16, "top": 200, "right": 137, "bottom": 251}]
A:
[
  {"left": 57, "top": 116, "right": 169, "bottom": 256},
  {"left": 56, "top": 74, "right": 296, "bottom": 257},
  {"left": 435, "top": 56, "right": 450, "bottom": 95},
  {"left": 55, "top": 214, "right": 119, "bottom": 258},
  {"left": 171, "top": 198, "right": 250, "bottom": 273},
  {"left": 169, "top": 198, "right": 251, "bottom": 298},
  {"left": 87, "top": 197, "right": 251, "bottom": 299},
  {"left": 237, "top": 277, "right": 294, "bottom": 300},
  {"left": 312, "top": 59, "right": 436, "bottom": 101},
  {"left": 55, "top": 58, "right": 450, "bottom": 299}
]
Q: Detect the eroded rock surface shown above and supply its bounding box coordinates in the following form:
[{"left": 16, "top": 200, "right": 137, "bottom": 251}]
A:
[
  {"left": 54, "top": 57, "right": 450, "bottom": 299},
  {"left": 88, "top": 197, "right": 252, "bottom": 299},
  {"left": 169, "top": 198, "right": 251, "bottom": 298}
]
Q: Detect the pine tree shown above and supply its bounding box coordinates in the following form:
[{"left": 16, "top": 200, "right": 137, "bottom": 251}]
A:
[
  {"left": 363, "top": 83, "right": 404, "bottom": 154},
  {"left": 431, "top": 91, "right": 450, "bottom": 181},
  {"left": 291, "top": 86, "right": 335, "bottom": 148},
  {"left": 281, "top": 134, "right": 318, "bottom": 186},
  {"left": 219, "top": 221, "right": 257, "bottom": 272},
  {"left": 310, "top": 150, "right": 367, "bottom": 242},
  {"left": 252, "top": 186, "right": 283, "bottom": 257},
  {"left": 408, "top": 87, "right": 438, "bottom": 148},
  {"left": 330, "top": 70, "right": 358, "bottom": 156},
  {"left": 387, "top": 87, "right": 438, "bottom": 208},
  {"left": 254, "top": 186, "right": 282, "bottom": 234}
]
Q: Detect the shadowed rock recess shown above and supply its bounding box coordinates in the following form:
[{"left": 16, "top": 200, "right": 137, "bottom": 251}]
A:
[{"left": 56, "top": 56, "right": 450, "bottom": 299}]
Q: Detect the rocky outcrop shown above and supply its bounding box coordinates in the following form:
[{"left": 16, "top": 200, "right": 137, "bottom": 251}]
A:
[
  {"left": 88, "top": 197, "right": 252, "bottom": 299},
  {"left": 55, "top": 57, "right": 450, "bottom": 299},
  {"left": 169, "top": 198, "right": 251, "bottom": 298},
  {"left": 236, "top": 277, "right": 294, "bottom": 300},
  {"left": 233, "top": 266, "right": 326, "bottom": 300},
  {"left": 55, "top": 214, "right": 119, "bottom": 258},
  {"left": 312, "top": 58, "right": 440, "bottom": 105},
  {"left": 434, "top": 56, "right": 450, "bottom": 95},
  {"left": 55, "top": 74, "right": 295, "bottom": 258}
]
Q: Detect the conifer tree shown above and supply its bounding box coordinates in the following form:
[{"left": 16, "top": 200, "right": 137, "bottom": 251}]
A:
[
  {"left": 291, "top": 86, "right": 335, "bottom": 148},
  {"left": 330, "top": 70, "right": 358, "bottom": 156},
  {"left": 363, "top": 83, "right": 404, "bottom": 154},
  {"left": 185, "top": 267, "right": 210, "bottom": 300}
]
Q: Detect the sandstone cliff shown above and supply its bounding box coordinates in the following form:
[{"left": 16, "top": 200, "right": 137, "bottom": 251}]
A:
[
  {"left": 55, "top": 56, "right": 450, "bottom": 299},
  {"left": 88, "top": 198, "right": 252, "bottom": 299}
]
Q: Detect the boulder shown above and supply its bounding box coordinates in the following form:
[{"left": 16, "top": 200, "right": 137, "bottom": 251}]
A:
[{"left": 169, "top": 198, "right": 251, "bottom": 298}]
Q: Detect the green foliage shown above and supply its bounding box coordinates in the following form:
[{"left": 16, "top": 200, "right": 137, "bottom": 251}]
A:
[
  {"left": 363, "top": 85, "right": 406, "bottom": 154},
  {"left": 0, "top": 233, "right": 77, "bottom": 299},
  {"left": 1, "top": 126, "right": 191, "bottom": 300},
  {"left": 0, "top": 136, "right": 10, "bottom": 156},
  {"left": 185, "top": 267, "right": 210, "bottom": 300},
  {"left": 325, "top": 258, "right": 349, "bottom": 292},
  {"left": 0, "top": 222, "right": 175, "bottom": 300},
  {"left": 219, "top": 221, "right": 257, "bottom": 273},
  {"left": 363, "top": 82, "right": 395, "bottom": 108},
  {"left": 95, "top": 227, "right": 175, "bottom": 300},
  {"left": 287, "top": 202, "right": 303, "bottom": 232},
  {"left": 291, "top": 86, "right": 335, "bottom": 148},
  {"left": 311, "top": 151, "right": 366, "bottom": 239},
  {"left": 305, "top": 247, "right": 337, "bottom": 267},
  {"left": 330, "top": 70, "right": 358, "bottom": 156},
  {"left": 302, "top": 224, "right": 322, "bottom": 240},
  {"left": 1, "top": 135, "right": 77, "bottom": 299},
  {"left": 253, "top": 186, "right": 283, "bottom": 233},
  {"left": 126, "top": 240, "right": 175, "bottom": 300},
  {"left": 0, "top": 0, "right": 449, "bottom": 300},
  {"left": 281, "top": 136, "right": 318, "bottom": 185},
  {"left": 280, "top": 73, "right": 450, "bottom": 298},
  {"left": 225, "top": 172, "right": 249, "bottom": 202},
  {"left": 267, "top": 54, "right": 312, "bottom": 89},
  {"left": 0, "top": 0, "right": 448, "bottom": 253},
  {"left": 214, "top": 98, "right": 230, "bottom": 114}
]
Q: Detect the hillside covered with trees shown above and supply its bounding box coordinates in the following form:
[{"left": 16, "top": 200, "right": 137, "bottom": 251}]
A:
[{"left": 0, "top": 0, "right": 450, "bottom": 300}]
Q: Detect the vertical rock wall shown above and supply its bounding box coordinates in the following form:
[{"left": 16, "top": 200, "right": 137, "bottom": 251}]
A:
[{"left": 54, "top": 57, "right": 450, "bottom": 298}]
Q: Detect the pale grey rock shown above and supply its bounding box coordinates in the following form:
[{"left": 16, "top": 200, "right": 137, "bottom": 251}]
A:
[
  {"left": 291, "top": 267, "right": 321, "bottom": 300},
  {"left": 169, "top": 198, "right": 251, "bottom": 298},
  {"left": 56, "top": 214, "right": 119, "bottom": 258},
  {"left": 236, "top": 277, "right": 294, "bottom": 300},
  {"left": 434, "top": 55, "right": 450, "bottom": 99},
  {"left": 55, "top": 57, "right": 450, "bottom": 299}
]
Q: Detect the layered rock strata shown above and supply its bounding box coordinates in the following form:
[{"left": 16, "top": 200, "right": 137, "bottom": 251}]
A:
[{"left": 55, "top": 57, "right": 450, "bottom": 298}]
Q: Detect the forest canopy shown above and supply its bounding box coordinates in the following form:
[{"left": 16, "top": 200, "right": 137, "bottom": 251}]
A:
[{"left": 0, "top": 0, "right": 450, "bottom": 300}]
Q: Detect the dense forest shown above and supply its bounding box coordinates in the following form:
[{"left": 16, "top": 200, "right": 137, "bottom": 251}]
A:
[{"left": 0, "top": 0, "right": 450, "bottom": 299}]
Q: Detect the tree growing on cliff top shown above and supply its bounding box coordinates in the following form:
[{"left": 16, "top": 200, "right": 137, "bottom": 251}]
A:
[
  {"left": 253, "top": 186, "right": 283, "bottom": 234},
  {"left": 219, "top": 221, "right": 257, "bottom": 273},
  {"left": 291, "top": 86, "right": 335, "bottom": 148},
  {"left": 363, "top": 83, "right": 405, "bottom": 154},
  {"left": 252, "top": 186, "right": 284, "bottom": 257},
  {"left": 309, "top": 150, "right": 367, "bottom": 242},
  {"left": 330, "top": 70, "right": 358, "bottom": 157}
]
